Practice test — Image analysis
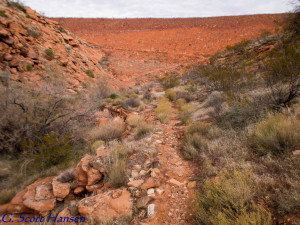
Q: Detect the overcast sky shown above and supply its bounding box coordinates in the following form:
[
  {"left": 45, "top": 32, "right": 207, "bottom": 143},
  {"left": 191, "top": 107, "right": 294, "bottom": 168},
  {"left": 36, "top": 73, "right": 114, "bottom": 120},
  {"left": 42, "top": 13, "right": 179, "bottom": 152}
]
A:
[{"left": 21, "top": 0, "right": 294, "bottom": 18}]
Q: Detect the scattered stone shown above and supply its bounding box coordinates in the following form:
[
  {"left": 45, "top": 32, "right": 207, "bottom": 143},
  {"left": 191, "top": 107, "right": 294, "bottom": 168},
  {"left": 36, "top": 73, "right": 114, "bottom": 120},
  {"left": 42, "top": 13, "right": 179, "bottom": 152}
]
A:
[
  {"left": 139, "top": 170, "right": 147, "bottom": 176},
  {"left": 167, "top": 178, "right": 184, "bottom": 187},
  {"left": 131, "top": 170, "right": 139, "bottom": 178},
  {"left": 147, "top": 204, "right": 155, "bottom": 217},
  {"left": 52, "top": 177, "right": 71, "bottom": 199},
  {"left": 141, "top": 178, "right": 160, "bottom": 190},
  {"left": 133, "top": 165, "right": 142, "bottom": 170},
  {"left": 136, "top": 196, "right": 152, "bottom": 209},
  {"left": 74, "top": 187, "right": 85, "bottom": 194},
  {"left": 147, "top": 188, "right": 155, "bottom": 197},
  {"left": 128, "top": 179, "right": 144, "bottom": 188},
  {"left": 156, "top": 188, "right": 164, "bottom": 195},
  {"left": 293, "top": 150, "right": 300, "bottom": 156}
]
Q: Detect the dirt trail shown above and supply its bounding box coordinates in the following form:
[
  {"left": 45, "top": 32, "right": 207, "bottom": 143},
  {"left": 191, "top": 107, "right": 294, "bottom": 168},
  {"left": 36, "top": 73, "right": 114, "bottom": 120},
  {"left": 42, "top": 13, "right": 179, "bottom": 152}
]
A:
[{"left": 141, "top": 103, "right": 196, "bottom": 224}]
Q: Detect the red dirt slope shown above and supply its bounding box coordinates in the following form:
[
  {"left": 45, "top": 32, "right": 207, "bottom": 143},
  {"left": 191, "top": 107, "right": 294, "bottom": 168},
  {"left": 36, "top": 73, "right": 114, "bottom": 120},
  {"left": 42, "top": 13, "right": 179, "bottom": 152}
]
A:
[{"left": 54, "top": 14, "right": 284, "bottom": 86}]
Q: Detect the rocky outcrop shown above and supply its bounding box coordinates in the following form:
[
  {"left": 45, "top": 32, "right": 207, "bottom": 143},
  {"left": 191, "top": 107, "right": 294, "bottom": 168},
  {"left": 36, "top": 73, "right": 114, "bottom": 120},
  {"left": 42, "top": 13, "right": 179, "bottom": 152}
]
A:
[
  {"left": 78, "top": 189, "right": 132, "bottom": 223},
  {"left": 0, "top": 0, "right": 111, "bottom": 90}
]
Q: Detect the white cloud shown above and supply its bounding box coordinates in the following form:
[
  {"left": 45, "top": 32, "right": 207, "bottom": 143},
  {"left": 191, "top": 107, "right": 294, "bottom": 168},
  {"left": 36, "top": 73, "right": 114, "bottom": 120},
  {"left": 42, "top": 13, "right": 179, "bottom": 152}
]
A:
[{"left": 21, "top": 0, "right": 294, "bottom": 18}]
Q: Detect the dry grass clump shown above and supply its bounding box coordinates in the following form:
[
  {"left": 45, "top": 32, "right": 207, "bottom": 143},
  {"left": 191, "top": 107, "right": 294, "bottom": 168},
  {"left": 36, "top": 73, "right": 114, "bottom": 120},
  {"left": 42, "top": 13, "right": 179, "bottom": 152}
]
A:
[
  {"left": 182, "top": 122, "right": 211, "bottom": 160},
  {"left": 155, "top": 97, "right": 172, "bottom": 123},
  {"left": 127, "top": 114, "right": 144, "bottom": 128},
  {"left": 135, "top": 123, "right": 153, "bottom": 140},
  {"left": 194, "top": 168, "right": 272, "bottom": 225},
  {"left": 89, "top": 119, "right": 125, "bottom": 142},
  {"left": 165, "top": 88, "right": 176, "bottom": 101},
  {"left": 57, "top": 169, "right": 75, "bottom": 183},
  {"left": 177, "top": 98, "right": 196, "bottom": 125},
  {"left": 123, "top": 97, "right": 140, "bottom": 108},
  {"left": 249, "top": 114, "right": 300, "bottom": 155}
]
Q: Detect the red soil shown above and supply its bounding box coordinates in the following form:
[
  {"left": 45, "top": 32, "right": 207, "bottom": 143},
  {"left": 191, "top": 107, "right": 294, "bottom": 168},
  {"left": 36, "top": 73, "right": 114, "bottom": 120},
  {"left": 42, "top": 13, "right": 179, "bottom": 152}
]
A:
[{"left": 53, "top": 14, "right": 284, "bottom": 86}]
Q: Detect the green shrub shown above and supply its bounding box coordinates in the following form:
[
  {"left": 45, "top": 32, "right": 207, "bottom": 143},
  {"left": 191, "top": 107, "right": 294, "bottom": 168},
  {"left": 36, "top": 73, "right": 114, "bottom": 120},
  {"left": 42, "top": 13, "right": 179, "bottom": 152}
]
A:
[
  {"left": 155, "top": 97, "right": 172, "bottom": 123},
  {"left": 0, "top": 10, "right": 8, "bottom": 18},
  {"left": 182, "top": 134, "right": 208, "bottom": 160},
  {"left": 194, "top": 169, "right": 272, "bottom": 225},
  {"left": 91, "top": 140, "right": 105, "bottom": 153},
  {"left": 165, "top": 88, "right": 176, "bottom": 101},
  {"left": 44, "top": 48, "right": 54, "bottom": 59},
  {"left": 22, "top": 133, "right": 72, "bottom": 172},
  {"left": 186, "top": 83, "right": 197, "bottom": 93},
  {"left": 177, "top": 101, "right": 195, "bottom": 125},
  {"left": 226, "top": 39, "right": 251, "bottom": 52},
  {"left": 159, "top": 73, "right": 180, "bottom": 89},
  {"left": 85, "top": 70, "right": 94, "bottom": 78},
  {"left": 109, "top": 93, "right": 119, "bottom": 99},
  {"left": 7, "top": 1, "right": 26, "bottom": 13},
  {"left": 26, "top": 64, "right": 33, "bottom": 71},
  {"left": 249, "top": 114, "right": 300, "bottom": 155}
]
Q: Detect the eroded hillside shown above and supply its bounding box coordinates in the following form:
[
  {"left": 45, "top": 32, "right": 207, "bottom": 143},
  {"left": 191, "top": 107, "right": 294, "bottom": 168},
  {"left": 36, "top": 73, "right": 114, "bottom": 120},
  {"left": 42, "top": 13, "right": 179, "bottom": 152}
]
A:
[
  {"left": 0, "top": 0, "right": 112, "bottom": 91},
  {"left": 54, "top": 15, "right": 284, "bottom": 86}
]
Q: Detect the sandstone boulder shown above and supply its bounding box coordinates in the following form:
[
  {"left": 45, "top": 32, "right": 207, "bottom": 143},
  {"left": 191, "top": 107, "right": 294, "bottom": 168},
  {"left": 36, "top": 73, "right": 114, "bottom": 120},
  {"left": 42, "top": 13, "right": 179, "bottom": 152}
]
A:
[
  {"left": 78, "top": 189, "right": 132, "bottom": 223},
  {"left": 52, "top": 177, "right": 71, "bottom": 200}
]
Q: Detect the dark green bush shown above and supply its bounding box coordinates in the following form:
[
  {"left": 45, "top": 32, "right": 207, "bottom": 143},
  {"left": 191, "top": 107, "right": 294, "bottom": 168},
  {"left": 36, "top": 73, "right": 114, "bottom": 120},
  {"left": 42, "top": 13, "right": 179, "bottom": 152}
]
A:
[
  {"left": 159, "top": 73, "right": 180, "bottom": 89},
  {"left": 44, "top": 48, "right": 54, "bottom": 59},
  {"left": 23, "top": 133, "right": 72, "bottom": 172},
  {"left": 226, "top": 39, "right": 251, "bottom": 52},
  {"left": 109, "top": 93, "right": 119, "bottom": 99},
  {"left": 85, "top": 70, "right": 94, "bottom": 78},
  {"left": 26, "top": 64, "right": 33, "bottom": 71},
  {"left": 0, "top": 10, "right": 8, "bottom": 18}
]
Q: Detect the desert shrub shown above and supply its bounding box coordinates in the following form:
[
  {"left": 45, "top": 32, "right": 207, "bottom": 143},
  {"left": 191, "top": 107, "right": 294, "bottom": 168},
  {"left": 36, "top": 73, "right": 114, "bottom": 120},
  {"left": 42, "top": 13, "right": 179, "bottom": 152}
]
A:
[
  {"left": 176, "top": 91, "right": 192, "bottom": 102},
  {"left": 0, "top": 80, "right": 93, "bottom": 156},
  {"left": 57, "top": 169, "right": 75, "bottom": 183},
  {"left": 262, "top": 45, "right": 300, "bottom": 107},
  {"left": 26, "top": 64, "right": 33, "bottom": 71},
  {"left": 127, "top": 114, "right": 143, "bottom": 128},
  {"left": 89, "top": 119, "right": 125, "bottom": 142},
  {"left": 165, "top": 88, "right": 176, "bottom": 101},
  {"left": 26, "top": 25, "right": 41, "bottom": 39},
  {"left": 91, "top": 140, "right": 105, "bottom": 153},
  {"left": 185, "top": 122, "right": 210, "bottom": 137},
  {"left": 0, "top": 10, "right": 8, "bottom": 18},
  {"left": 186, "top": 83, "right": 197, "bottom": 93},
  {"left": 109, "top": 93, "right": 119, "bottom": 99},
  {"left": 123, "top": 97, "right": 140, "bottom": 108},
  {"left": 226, "top": 39, "right": 252, "bottom": 52},
  {"left": 143, "top": 90, "right": 152, "bottom": 101},
  {"left": 135, "top": 123, "right": 153, "bottom": 140},
  {"left": 260, "top": 29, "right": 272, "bottom": 38},
  {"left": 85, "top": 70, "right": 94, "bottom": 78},
  {"left": 193, "top": 65, "right": 248, "bottom": 94},
  {"left": 216, "top": 104, "right": 258, "bottom": 129},
  {"left": 22, "top": 133, "right": 72, "bottom": 172},
  {"left": 159, "top": 73, "right": 180, "bottom": 89},
  {"left": 7, "top": 0, "right": 26, "bottom": 13},
  {"left": 194, "top": 169, "right": 272, "bottom": 225},
  {"left": 44, "top": 48, "right": 54, "bottom": 59},
  {"left": 0, "top": 189, "right": 16, "bottom": 204},
  {"left": 88, "top": 80, "right": 112, "bottom": 103},
  {"left": 249, "top": 114, "right": 300, "bottom": 155},
  {"left": 155, "top": 97, "right": 172, "bottom": 123},
  {"left": 204, "top": 91, "right": 224, "bottom": 108},
  {"left": 177, "top": 101, "right": 195, "bottom": 125},
  {"left": 182, "top": 134, "right": 208, "bottom": 160},
  {"left": 108, "top": 159, "right": 127, "bottom": 188}
]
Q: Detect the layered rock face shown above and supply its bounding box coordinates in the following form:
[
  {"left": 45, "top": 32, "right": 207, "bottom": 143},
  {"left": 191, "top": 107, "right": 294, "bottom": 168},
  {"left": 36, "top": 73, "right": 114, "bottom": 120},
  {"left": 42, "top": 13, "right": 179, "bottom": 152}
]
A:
[{"left": 0, "top": 0, "right": 111, "bottom": 91}]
